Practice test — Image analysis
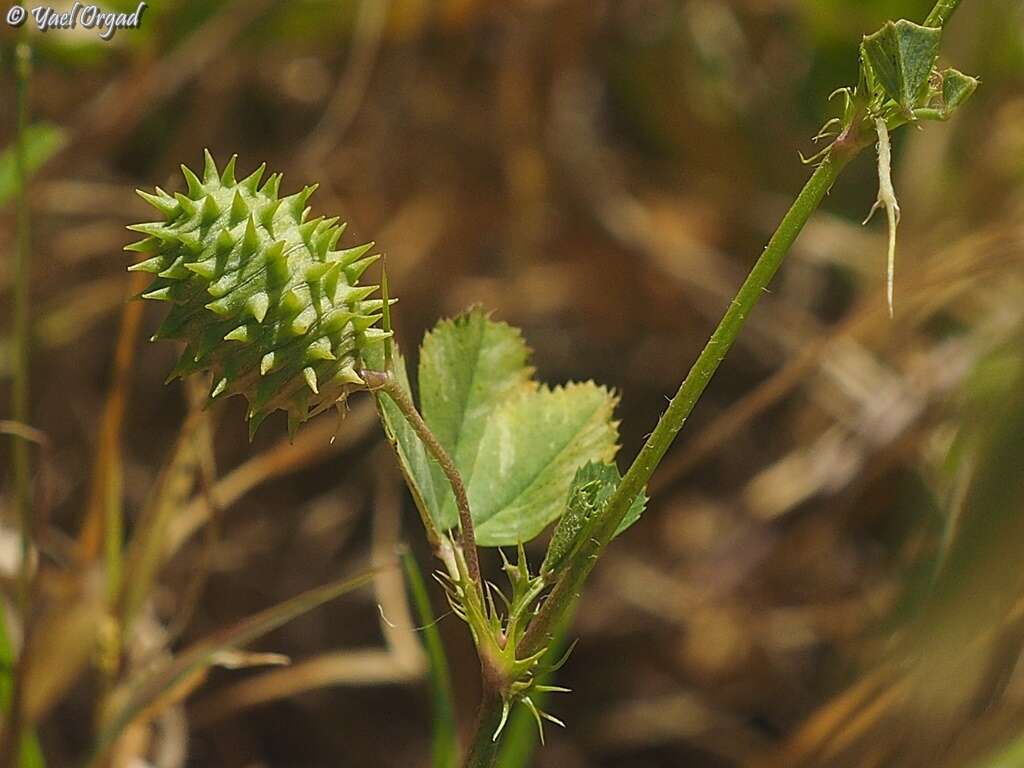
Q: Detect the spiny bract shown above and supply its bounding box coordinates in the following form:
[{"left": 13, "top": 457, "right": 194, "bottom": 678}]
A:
[{"left": 127, "top": 151, "right": 392, "bottom": 439}]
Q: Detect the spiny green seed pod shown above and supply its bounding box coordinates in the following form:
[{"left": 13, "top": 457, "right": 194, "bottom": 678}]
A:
[{"left": 127, "top": 151, "right": 392, "bottom": 439}]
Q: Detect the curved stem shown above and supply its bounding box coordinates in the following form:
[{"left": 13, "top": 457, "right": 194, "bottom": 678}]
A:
[{"left": 362, "top": 370, "right": 482, "bottom": 587}]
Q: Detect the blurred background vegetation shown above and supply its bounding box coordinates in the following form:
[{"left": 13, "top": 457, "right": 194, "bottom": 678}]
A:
[{"left": 2, "top": 0, "right": 1024, "bottom": 765}]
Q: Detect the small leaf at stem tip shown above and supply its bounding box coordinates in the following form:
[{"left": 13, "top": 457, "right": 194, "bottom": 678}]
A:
[{"left": 861, "top": 20, "right": 941, "bottom": 111}]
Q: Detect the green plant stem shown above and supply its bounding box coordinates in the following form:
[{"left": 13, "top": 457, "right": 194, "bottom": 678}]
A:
[
  {"left": 362, "top": 370, "right": 482, "bottom": 587},
  {"left": 463, "top": 688, "right": 505, "bottom": 768},
  {"left": 11, "top": 41, "right": 33, "bottom": 615},
  {"left": 925, "top": 0, "right": 962, "bottom": 27},
  {"left": 518, "top": 146, "right": 857, "bottom": 660},
  {"left": 514, "top": 0, "right": 966, "bottom": 671}
]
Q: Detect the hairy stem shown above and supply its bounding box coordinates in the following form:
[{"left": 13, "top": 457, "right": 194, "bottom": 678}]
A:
[
  {"left": 362, "top": 371, "right": 482, "bottom": 587},
  {"left": 519, "top": 148, "right": 857, "bottom": 658},
  {"left": 517, "top": 0, "right": 965, "bottom": 670},
  {"left": 925, "top": 0, "right": 962, "bottom": 27},
  {"left": 463, "top": 688, "right": 505, "bottom": 768}
]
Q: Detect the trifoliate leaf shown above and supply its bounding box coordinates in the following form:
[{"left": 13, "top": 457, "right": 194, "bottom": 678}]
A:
[
  {"left": 384, "top": 309, "right": 621, "bottom": 546},
  {"left": 541, "top": 462, "right": 647, "bottom": 576},
  {"left": 861, "top": 20, "right": 941, "bottom": 111}
]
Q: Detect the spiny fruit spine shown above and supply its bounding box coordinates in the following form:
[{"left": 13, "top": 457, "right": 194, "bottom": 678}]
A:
[{"left": 127, "top": 151, "right": 392, "bottom": 439}]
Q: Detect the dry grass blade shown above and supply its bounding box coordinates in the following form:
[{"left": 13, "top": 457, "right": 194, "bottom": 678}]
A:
[
  {"left": 77, "top": 0, "right": 276, "bottom": 143},
  {"left": 119, "top": 404, "right": 207, "bottom": 634},
  {"left": 162, "top": 379, "right": 221, "bottom": 644},
  {"left": 35, "top": 275, "right": 138, "bottom": 349},
  {"left": 299, "top": 0, "right": 390, "bottom": 170},
  {"left": 77, "top": 272, "right": 146, "bottom": 580},
  {"left": 18, "top": 569, "right": 107, "bottom": 725},
  {"left": 190, "top": 449, "right": 425, "bottom": 725},
  {"left": 94, "top": 564, "right": 387, "bottom": 762},
  {"left": 164, "top": 399, "right": 378, "bottom": 558}
]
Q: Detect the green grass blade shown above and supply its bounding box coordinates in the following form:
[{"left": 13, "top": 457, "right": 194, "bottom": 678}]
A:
[
  {"left": 402, "top": 551, "right": 458, "bottom": 768},
  {"left": 0, "top": 609, "right": 45, "bottom": 768}
]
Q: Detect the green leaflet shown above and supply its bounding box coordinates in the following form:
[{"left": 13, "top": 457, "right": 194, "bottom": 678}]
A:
[
  {"left": 379, "top": 309, "right": 620, "bottom": 547},
  {"left": 940, "top": 68, "right": 980, "bottom": 117},
  {"left": 467, "top": 383, "right": 619, "bottom": 545},
  {"left": 541, "top": 462, "right": 647, "bottom": 576},
  {"left": 128, "top": 151, "right": 391, "bottom": 438},
  {"left": 861, "top": 20, "right": 941, "bottom": 111},
  {"left": 420, "top": 311, "right": 533, "bottom": 531}
]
